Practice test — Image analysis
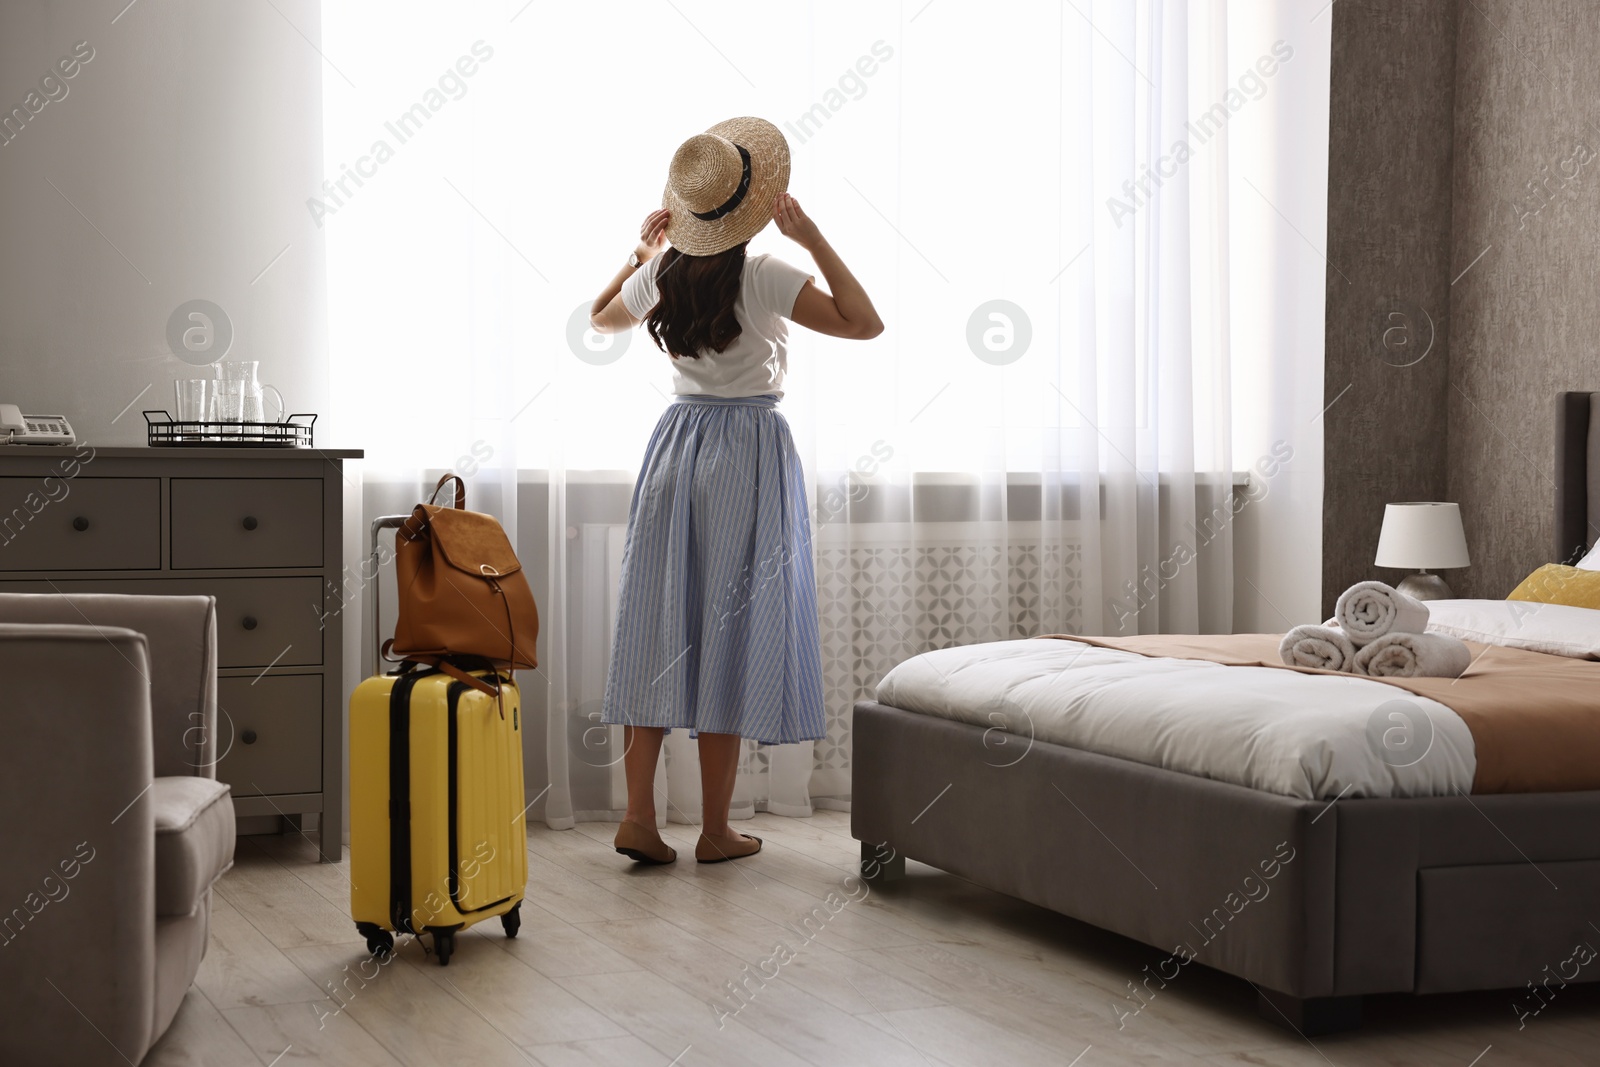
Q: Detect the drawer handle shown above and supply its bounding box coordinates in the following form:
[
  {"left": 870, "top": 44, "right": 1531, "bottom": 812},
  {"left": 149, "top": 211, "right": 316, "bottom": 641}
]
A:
[
  {"left": 242, "top": 616, "right": 259, "bottom": 631},
  {"left": 72, "top": 516, "right": 89, "bottom": 532},
  {"left": 241, "top": 729, "right": 258, "bottom": 745},
  {"left": 242, "top": 516, "right": 259, "bottom": 531}
]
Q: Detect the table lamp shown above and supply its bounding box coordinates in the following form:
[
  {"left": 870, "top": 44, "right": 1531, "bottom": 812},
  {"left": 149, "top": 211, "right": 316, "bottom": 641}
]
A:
[{"left": 1374, "top": 502, "right": 1470, "bottom": 601}]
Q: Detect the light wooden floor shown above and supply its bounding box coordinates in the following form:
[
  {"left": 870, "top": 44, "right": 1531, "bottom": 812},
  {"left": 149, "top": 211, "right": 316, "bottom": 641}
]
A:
[{"left": 150, "top": 810, "right": 1600, "bottom": 1066}]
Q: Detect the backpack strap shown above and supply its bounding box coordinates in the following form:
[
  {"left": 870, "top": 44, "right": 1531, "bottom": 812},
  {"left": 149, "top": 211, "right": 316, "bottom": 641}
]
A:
[{"left": 428, "top": 473, "right": 466, "bottom": 510}]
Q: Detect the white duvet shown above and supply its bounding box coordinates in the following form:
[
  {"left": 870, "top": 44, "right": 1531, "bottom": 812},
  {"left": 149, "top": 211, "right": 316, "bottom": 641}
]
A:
[{"left": 874, "top": 638, "right": 1478, "bottom": 800}]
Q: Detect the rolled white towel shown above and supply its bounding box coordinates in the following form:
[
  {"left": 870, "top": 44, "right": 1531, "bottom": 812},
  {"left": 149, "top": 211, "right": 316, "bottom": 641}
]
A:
[
  {"left": 1279, "top": 624, "right": 1358, "bottom": 671},
  {"left": 1334, "top": 581, "right": 1431, "bottom": 647},
  {"left": 1352, "top": 631, "right": 1473, "bottom": 678}
]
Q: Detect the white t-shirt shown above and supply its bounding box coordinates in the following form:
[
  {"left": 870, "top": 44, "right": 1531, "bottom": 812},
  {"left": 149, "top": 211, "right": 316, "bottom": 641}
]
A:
[{"left": 621, "top": 252, "right": 813, "bottom": 398}]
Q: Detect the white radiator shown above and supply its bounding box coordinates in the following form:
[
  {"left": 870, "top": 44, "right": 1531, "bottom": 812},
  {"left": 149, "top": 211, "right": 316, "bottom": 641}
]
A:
[{"left": 810, "top": 520, "right": 1085, "bottom": 802}]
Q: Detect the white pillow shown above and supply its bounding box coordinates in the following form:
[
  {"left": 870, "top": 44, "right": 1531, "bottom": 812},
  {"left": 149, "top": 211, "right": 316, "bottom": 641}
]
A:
[
  {"left": 1424, "top": 598, "right": 1600, "bottom": 659},
  {"left": 1577, "top": 543, "right": 1600, "bottom": 570}
]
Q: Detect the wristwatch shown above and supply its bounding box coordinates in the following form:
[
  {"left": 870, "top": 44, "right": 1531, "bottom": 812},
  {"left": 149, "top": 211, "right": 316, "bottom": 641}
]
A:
[{"left": 627, "top": 252, "right": 643, "bottom": 269}]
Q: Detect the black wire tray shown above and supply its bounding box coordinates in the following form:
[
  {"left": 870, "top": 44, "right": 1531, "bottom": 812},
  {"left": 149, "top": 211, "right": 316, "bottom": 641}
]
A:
[{"left": 144, "top": 410, "right": 317, "bottom": 448}]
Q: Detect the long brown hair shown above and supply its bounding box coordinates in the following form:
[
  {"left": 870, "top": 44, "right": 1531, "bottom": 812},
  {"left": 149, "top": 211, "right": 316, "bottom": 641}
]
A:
[{"left": 644, "top": 243, "right": 746, "bottom": 359}]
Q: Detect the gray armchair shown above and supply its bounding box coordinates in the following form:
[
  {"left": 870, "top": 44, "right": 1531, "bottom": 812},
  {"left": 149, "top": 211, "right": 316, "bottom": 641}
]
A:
[{"left": 0, "top": 593, "right": 235, "bottom": 1067}]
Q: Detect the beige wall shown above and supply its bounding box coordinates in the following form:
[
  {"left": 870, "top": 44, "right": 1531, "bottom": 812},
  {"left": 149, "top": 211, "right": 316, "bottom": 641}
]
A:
[
  {"left": 0, "top": 0, "right": 352, "bottom": 836},
  {"left": 1324, "top": 0, "right": 1600, "bottom": 611},
  {"left": 0, "top": 0, "right": 328, "bottom": 446}
]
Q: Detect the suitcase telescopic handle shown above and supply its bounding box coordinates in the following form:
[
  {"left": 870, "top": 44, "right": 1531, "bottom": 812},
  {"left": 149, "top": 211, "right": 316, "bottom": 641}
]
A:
[{"left": 368, "top": 514, "right": 411, "bottom": 676}]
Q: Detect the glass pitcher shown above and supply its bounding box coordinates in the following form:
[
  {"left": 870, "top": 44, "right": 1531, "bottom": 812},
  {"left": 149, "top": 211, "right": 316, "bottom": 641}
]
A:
[{"left": 213, "top": 361, "right": 285, "bottom": 432}]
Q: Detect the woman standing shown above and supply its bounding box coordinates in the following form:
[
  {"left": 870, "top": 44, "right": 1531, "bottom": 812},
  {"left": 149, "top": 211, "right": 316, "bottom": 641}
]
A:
[{"left": 589, "top": 117, "right": 882, "bottom": 864}]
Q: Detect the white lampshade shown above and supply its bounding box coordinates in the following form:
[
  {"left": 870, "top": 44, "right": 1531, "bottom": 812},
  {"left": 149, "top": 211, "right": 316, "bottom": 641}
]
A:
[{"left": 1375, "top": 502, "right": 1470, "bottom": 570}]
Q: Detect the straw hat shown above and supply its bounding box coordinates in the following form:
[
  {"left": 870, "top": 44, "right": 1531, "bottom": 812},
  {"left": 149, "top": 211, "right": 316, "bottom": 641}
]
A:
[{"left": 661, "top": 117, "right": 790, "bottom": 256}]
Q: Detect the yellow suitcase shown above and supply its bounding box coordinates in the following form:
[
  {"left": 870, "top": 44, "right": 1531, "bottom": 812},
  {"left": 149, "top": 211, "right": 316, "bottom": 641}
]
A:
[{"left": 349, "top": 665, "right": 527, "bottom": 965}]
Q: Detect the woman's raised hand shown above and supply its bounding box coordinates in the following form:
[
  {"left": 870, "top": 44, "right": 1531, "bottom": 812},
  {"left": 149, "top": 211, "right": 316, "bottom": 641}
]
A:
[
  {"left": 774, "top": 193, "right": 823, "bottom": 252},
  {"left": 636, "top": 208, "right": 670, "bottom": 262}
]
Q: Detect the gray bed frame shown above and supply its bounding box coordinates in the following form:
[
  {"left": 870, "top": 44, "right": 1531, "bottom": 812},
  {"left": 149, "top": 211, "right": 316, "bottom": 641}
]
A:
[{"left": 852, "top": 392, "right": 1600, "bottom": 1035}]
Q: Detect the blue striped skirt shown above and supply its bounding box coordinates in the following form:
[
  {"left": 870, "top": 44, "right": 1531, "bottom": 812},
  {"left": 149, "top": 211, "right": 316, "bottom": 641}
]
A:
[{"left": 601, "top": 394, "right": 826, "bottom": 744}]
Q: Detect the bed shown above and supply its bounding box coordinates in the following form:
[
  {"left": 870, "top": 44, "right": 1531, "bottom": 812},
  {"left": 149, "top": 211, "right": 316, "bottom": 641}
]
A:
[{"left": 851, "top": 392, "right": 1600, "bottom": 1034}]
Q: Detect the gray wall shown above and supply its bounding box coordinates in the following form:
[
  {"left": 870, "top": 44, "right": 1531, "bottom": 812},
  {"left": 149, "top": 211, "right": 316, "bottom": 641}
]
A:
[
  {"left": 1324, "top": 0, "right": 1600, "bottom": 611},
  {"left": 1322, "top": 0, "right": 1459, "bottom": 617},
  {"left": 1446, "top": 0, "right": 1600, "bottom": 596},
  {"left": 0, "top": 0, "right": 328, "bottom": 446}
]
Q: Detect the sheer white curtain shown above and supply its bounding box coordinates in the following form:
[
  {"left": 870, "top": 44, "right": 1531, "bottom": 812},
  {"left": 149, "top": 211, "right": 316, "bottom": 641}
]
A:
[{"left": 322, "top": 0, "right": 1315, "bottom": 827}]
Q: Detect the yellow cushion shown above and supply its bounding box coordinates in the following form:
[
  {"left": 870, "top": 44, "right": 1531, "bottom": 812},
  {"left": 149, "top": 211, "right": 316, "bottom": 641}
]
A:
[{"left": 1507, "top": 564, "right": 1600, "bottom": 610}]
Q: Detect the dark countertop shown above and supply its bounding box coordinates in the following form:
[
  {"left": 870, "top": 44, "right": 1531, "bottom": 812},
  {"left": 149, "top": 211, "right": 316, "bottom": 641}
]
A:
[{"left": 0, "top": 445, "right": 364, "bottom": 459}]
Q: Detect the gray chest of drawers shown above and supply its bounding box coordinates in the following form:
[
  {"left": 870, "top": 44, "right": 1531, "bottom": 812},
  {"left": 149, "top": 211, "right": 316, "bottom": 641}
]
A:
[{"left": 0, "top": 444, "right": 361, "bottom": 862}]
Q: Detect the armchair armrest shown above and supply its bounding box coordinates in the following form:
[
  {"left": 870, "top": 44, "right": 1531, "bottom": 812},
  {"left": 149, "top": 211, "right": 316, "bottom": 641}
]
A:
[{"left": 0, "top": 623, "right": 158, "bottom": 1066}]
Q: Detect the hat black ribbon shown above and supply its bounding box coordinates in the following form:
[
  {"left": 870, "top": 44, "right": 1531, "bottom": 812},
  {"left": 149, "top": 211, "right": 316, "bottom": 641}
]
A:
[{"left": 690, "top": 144, "right": 752, "bottom": 221}]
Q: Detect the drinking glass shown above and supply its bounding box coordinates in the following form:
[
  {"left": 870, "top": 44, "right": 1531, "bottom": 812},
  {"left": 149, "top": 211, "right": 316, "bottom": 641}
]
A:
[{"left": 173, "top": 379, "right": 212, "bottom": 439}]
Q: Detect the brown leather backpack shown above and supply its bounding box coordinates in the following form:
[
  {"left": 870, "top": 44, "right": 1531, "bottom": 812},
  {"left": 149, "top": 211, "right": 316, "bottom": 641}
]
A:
[{"left": 384, "top": 475, "right": 539, "bottom": 691}]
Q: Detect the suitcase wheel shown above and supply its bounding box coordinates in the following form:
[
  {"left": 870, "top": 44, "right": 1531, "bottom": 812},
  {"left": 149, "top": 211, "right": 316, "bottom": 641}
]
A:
[
  {"left": 355, "top": 922, "right": 394, "bottom": 959},
  {"left": 432, "top": 928, "right": 455, "bottom": 967},
  {"left": 502, "top": 903, "right": 521, "bottom": 940}
]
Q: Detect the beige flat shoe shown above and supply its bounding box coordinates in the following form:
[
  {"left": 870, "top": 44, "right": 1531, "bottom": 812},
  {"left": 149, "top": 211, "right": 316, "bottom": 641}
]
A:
[
  {"left": 695, "top": 831, "right": 763, "bottom": 864},
  {"left": 614, "top": 821, "right": 677, "bottom": 865}
]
